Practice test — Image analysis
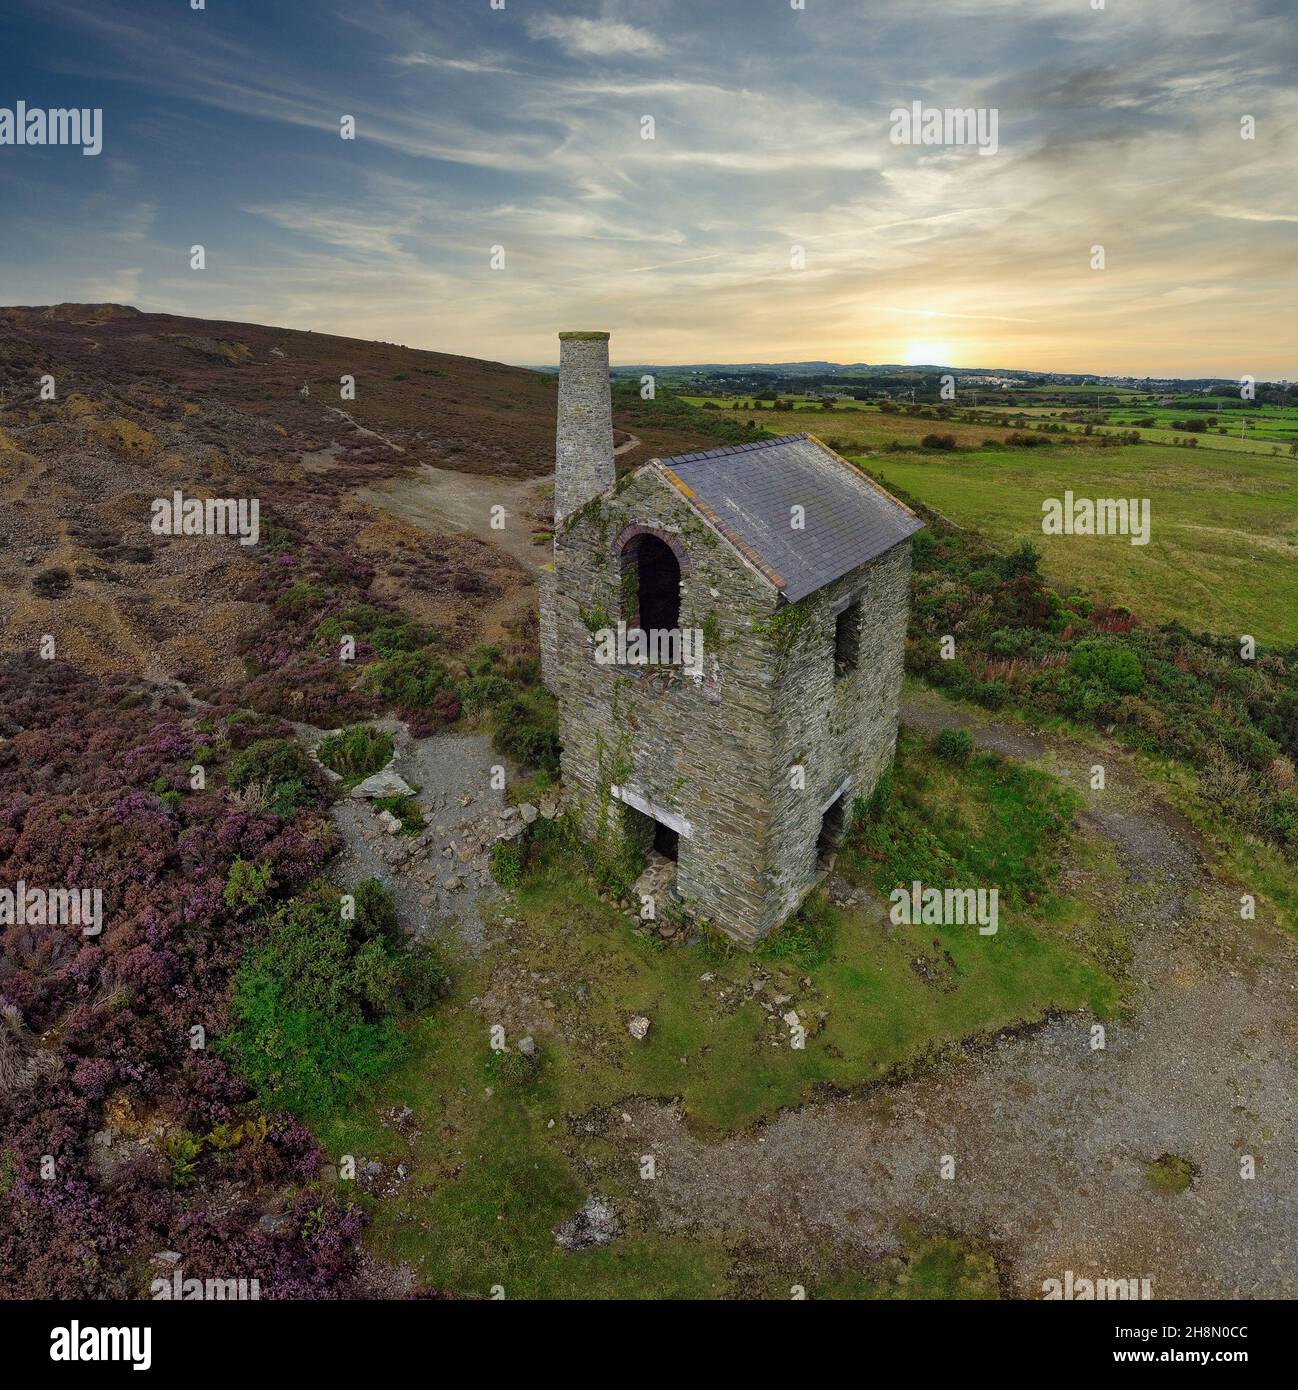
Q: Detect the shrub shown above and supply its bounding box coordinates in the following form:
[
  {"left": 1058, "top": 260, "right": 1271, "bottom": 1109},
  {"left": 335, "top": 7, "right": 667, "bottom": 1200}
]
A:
[
  {"left": 934, "top": 727, "right": 974, "bottom": 764},
  {"left": 921, "top": 433, "right": 957, "bottom": 450},
  {"left": 352, "top": 876, "right": 401, "bottom": 944},
  {"left": 1068, "top": 640, "right": 1144, "bottom": 694},
  {"left": 315, "top": 603, "right": 431, "bottom": 658},
  {"left": 276, "top": 582, "right": 327, "bottom": 619},
  {"left": 365, "top": 650, "right": 456, "bottom": 711},
  {"left": 999, "top": 542, "right": 1041, "bottom": 580},
  {"left": 222, "top": 881, "right": 443, "bottom": 1118},
  {"left": 223, "top": 858, "right": 272, "bottom": 914},
  {"left": 226, "top": 738, "right": 321, "bottom": 818},
  {"left": 494, "top": 714, "right": 561, "bottom": 775},
  {"left": 317, "top": 725, "right": 394, "bottom": 781}
]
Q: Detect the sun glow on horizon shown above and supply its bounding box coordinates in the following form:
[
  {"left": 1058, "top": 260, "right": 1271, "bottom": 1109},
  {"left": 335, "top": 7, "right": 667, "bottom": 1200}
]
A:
[{"left": 901, "top": 341, "right": 957, "bottom": 366}]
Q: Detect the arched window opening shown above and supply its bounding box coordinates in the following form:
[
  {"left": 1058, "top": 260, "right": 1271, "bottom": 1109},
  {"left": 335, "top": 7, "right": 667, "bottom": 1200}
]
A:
[{"left": 627, "top": 533, "right": 681, "bottom": 633}]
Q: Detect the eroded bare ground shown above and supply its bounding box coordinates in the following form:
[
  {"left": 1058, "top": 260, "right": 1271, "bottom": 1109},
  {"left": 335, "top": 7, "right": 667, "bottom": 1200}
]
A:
[{"left": 594, "top": 690, "right": 1298, "bottom": 1298}]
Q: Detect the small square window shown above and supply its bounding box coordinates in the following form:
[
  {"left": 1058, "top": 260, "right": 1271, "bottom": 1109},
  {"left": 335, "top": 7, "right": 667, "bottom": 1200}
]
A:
[{"left": 834, "top": 600, "right": 862, "bottom": 676}]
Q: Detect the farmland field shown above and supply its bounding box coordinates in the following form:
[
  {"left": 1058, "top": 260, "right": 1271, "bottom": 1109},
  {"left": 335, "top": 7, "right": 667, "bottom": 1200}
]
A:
[
  {"left": 686, "top": 399, "right": 1298, "bottom": 643},
  {"left": 868, "top": 443, "right": 1298, "bottom": 643}
]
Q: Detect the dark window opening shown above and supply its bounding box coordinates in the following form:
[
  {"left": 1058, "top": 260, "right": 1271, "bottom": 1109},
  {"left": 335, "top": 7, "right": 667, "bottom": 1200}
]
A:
[
  {"left": 653, "top": 821, "right": 679, "bottom": 862},
  {"left": 818, "top": 795, "right": 846, "bottom": 864},
  {"left": 834, "top": 599, "right": 862, "bottom": 676},
  {"left": 631, "top": 534, "right": 681, "bottom": 634}
]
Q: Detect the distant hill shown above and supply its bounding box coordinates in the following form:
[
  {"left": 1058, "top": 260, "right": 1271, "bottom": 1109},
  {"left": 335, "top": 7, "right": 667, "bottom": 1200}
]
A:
[{"left": 0, "top": 305, "right": 722, "bottom": 479}]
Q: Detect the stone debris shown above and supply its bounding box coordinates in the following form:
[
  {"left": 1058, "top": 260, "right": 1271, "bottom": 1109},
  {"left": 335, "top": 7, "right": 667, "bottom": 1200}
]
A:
[
  {"left": 554, "top": 1195, "right": 622, "bottom": 1250},
  {"left": 630, "top": 850, "right": 685, "bottom": 940},
  {"left": 517, "top": 1035, "right": 536, "bottom": 1057},
  {"left": 376, "top": 809, "right": 403, "bottom": 835},
  {"left": 519, "top": 802, "right": 539, "bottom": 824},
  {"left": 350, "top": 769, "right": 415, "bottom": 800},
  {"left": 628, "top": 1015, "right": 651, "bottom": 1040}
]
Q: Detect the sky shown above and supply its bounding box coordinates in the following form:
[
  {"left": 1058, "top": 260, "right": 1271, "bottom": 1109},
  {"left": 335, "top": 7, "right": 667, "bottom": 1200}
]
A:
[{"left": 1, "top": 0, "right": 1295, "bottom": 376}]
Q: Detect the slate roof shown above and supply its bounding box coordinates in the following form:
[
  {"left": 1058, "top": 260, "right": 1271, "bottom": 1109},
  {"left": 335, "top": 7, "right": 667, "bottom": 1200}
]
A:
[{"left": 654, "top": 433, "right": 924, "bottom": 602}]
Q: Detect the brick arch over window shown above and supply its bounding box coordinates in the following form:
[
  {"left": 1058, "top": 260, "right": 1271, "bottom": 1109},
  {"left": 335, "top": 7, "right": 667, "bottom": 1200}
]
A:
[
  {"left": 613, "top": 524, "right": 689, "bottom": 631},
  {"left": 611, "top": 523, "right": 691, "bottom": 576}
]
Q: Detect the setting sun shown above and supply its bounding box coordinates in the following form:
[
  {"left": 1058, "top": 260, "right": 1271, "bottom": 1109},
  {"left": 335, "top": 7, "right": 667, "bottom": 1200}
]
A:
[{"left": 902, "top": 341, "right": 956, "bottom": 366}]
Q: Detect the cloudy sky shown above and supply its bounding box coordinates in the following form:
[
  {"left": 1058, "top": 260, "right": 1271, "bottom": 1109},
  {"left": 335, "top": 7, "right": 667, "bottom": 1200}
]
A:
[{"left": 2, "top": 0, "right": 1295, "bottom": 375}]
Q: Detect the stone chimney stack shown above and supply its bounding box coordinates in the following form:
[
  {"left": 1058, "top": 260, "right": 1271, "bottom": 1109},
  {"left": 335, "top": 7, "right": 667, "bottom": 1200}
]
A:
[{"left": 555, "top": 330, "right": 615, "bottom": 523}]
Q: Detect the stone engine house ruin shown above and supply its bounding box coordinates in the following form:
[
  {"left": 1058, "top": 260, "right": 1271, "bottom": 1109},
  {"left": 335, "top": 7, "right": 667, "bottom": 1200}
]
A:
[{"left": 541, "top": 330, "right": 923, "bottom": 946}]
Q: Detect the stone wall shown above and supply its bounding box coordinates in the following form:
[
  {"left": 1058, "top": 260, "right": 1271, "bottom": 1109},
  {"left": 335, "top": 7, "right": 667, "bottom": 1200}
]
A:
[
  {"left": 765, "top": 542, "right": 913, "bottom": 925},
  {"left": 551, "top": 466, "right": 783, "bottom": 944}
]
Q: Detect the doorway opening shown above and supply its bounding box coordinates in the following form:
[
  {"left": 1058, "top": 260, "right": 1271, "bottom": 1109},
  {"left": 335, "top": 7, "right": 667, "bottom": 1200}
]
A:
[
  {"left": 653, "top": 820, "right": 679, "bottom": 862},
  {"left": 817, "top": 793, "right": 846, "bottom": 865}
]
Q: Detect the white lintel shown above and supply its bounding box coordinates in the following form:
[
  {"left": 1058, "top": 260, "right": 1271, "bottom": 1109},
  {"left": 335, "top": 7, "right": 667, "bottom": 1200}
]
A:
[
  {"left": 820, "top": 776, "right": 852, "bottom": 814},
  {"left": 610, "top": 784, "right": 693, "bottom": 839}
]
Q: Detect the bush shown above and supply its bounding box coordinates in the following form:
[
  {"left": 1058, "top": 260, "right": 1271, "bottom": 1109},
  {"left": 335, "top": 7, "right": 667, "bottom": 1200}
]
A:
[
  {"left": 316, "top": 603, "right": 431, "bottom": 658},
  {"left": 276, "top": 582, "right": 327, "bottom": 619},
  {"left": 436, "top": 645, "right": 558, "bottom": 770},
  {"left": 921, "top": 433, "right": 957, "bottom": 450},
  {"left": 223, "top": 858, "right": 272, "bottom": 914},
  {"left": 226, "top": 738, "right": 321, "bottom": 818},
  {"left": 352, "top": 876, "right": 401, "bottom": 944},
  {"left": 999, "top": 542, "right": 1041, "bottom": 580},
  {"left": 365, "top": 650, "right": 456, "bottom": 712},
  {"left": 1068, "top": 640, "right": 1144, "bottom": 694},
  {"left": 934, "top": 727, "right": 974, "bottom": 764},
  {"left": 222, "top": 881, "right": 444, "bottom": 1118},
  {"left": 494, "top": 715, "right": 561, "bottom": 775},
  {"left": 317, "top": 725, "right": 394, "bottom": 781}
]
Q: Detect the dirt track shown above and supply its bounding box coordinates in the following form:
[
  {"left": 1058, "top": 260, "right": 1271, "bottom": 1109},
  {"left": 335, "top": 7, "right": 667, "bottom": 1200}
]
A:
[{"left": 605, "top": 690, "right": 1298, "bottom": 1297}]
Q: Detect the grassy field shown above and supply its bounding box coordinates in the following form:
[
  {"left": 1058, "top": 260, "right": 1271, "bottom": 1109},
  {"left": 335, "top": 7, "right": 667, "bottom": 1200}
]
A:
[
  {"left": 313, "top": 730, "right": 1123, "bottom": 1298},
  {"left": 683, "top": 399, "right": 1298, "bottom": 643},
  {"left": 868, "top": 442, "right": 1298, "bottom": 642}
]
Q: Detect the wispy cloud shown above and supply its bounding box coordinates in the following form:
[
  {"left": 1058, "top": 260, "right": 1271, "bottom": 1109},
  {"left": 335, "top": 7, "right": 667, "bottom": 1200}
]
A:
[{"left": 526, "top": 15, "right": 667, "bottom": 59}]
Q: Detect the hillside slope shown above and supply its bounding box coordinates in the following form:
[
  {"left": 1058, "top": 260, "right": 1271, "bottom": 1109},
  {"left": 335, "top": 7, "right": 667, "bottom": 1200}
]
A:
[{"left": 0, "top": 305, "right": 720, "bottom": 686}]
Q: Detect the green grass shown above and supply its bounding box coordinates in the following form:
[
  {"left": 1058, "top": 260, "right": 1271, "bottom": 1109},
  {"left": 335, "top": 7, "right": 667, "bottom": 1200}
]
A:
[
  {"left": 814, "top": 1229, "right": 1000, "bottom": 1300},
  {"left": 677, "top": 399, "right": 1298, "bottom": 640},
  {"left": 312, "top": 732, "right": 1124, "bottom": 1297},
  {"left": 864, "top": 441, "right": 1298, "bottom": 642},
  {"left": 845, "top": 731, "right": 1080, "bottom": 909},
  {"left": 1146, "top": 1153, "right": 1197, "bottom": 1194},
  {"left": 317, "top": 724, "right": 395, "bottom": 789},
  {"left": 373, "top": 792, "right": 425, "bottom": 834}
]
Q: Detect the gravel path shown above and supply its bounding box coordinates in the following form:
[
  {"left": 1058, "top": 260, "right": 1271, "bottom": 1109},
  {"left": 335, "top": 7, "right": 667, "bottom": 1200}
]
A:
[
  {"left": 302, "top": 722, "right": 510, "bottom": 956},
  {"left": 612, "top": 691, "right": 1298, "bottom": 1298}
]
